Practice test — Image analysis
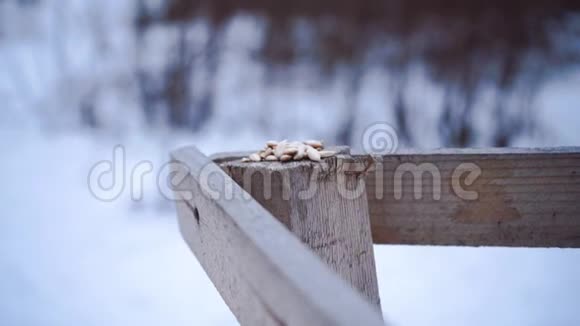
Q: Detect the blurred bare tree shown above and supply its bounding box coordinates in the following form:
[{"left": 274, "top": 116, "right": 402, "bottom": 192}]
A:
[{"left": 133, "top": 0, "right": 580, "bottom": 146}]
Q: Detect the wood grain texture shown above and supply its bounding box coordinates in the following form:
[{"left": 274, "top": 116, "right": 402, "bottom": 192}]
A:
[
  {"left": 172, "top": 146, "right": 385, "bottom": 326},
  {"left": 220, "top": 152, "right": 381, "bottom": 310},
  {"left": 355, "top": 147, "right": 580, "bottom": 247}
]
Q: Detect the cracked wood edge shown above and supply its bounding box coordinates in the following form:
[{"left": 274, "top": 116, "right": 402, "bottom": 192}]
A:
[
  {"left": 354, "top": 147, "right": 580, "bottom": 247},
  {"left": 171, "top": 146, "right": 385, "bottom": 326}
]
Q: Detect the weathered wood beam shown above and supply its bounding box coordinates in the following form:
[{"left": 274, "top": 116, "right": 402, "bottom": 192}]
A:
[
  {"left": 171, "top": 146, "right": 385, "bottom": 326},
  {"left": 219, "top": 148, "right": 381, "bottom": 309},
  {"left": 357, "top": 147, "right": 580, "bottom": 247}
]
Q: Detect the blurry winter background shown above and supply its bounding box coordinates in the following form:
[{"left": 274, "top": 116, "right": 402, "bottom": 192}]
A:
[{"left": 1, "top": 0, "right": 580, "bottom": 325}]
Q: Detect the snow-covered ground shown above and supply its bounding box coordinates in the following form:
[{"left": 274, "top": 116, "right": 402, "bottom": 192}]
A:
[
  {"left": 0, "top": 130, "right": 233, "bottom": 326},
  {"left": 1, "top": 120, "right": 580, "bottom": 326}
]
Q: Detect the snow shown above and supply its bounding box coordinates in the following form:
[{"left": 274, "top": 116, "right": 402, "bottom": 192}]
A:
[
  {"left": 2, "top": 125, "right": 580, "bottom": 326},
  {"left": 376, "top": 246, "right": 580, "bottom": 326},
  {"left": 0, "top": 130, "right": 236, "bottom": 326}
]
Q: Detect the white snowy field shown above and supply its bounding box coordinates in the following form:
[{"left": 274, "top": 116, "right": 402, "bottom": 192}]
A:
[
  {"left": 0, "top": 130, "right": 235, "bottom": 326},
  {"left": 1, "top": 124, "right": 579, "bottom": 326}
]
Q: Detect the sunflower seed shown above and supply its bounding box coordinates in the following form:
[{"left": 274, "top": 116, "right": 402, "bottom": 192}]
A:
[
  {"left": 280, "top": 154, "right": 293, "bottom": 162},
  {"left": 283, "top": 147, "right": 298, "bottom": 155},
  {"left": 274, "top": 140, "right": 288, "bottom": 158},
  {"left": 304, "top": 140, "right": 323, "bottom": 149},
  {"left": 306, "top": 145, "right": 321, "bottom": 161},
  {"left": 319, "top": 150, "right": 337, "bottom": 158},
  {"left": 249, "top": 153, "right": 262, "bottom": 162},
  {"left": 260, "top": 147, "right": 273, "bottom": 158},
  {"left": 266, "top": 141, "right": 278, "bottom": 148},
  {"left": 293, "top": 145, "right": 306, "bottom": 160},
  {"left": 253, "top": 140, "right": 333, "bottom": 163}
]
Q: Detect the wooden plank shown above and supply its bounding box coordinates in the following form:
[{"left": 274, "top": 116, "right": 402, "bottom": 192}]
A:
[
  {"left": 356, "top": 147, "right": 580, "bottom": 247},
  {"left": 220, "top": 152, "right": 381, "bottom": 309},
  {"left": 171, "top": 146, "right": 385, "bottom": 326}
]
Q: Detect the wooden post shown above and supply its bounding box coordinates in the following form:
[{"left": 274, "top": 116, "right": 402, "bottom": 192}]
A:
[
  {"left": 172, "top": 146, "right": 385, "bottom": 325},
  {"left": 172, "top": 145, "right": 580, "bottom": 325},
  {"left": 220, "top": 149, "right": 381, "bottom": 310}
]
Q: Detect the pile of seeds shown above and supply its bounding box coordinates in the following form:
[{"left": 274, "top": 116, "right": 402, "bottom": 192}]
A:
[{"left": 241, "top": 140, "right": 337, "bottom": 163}]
